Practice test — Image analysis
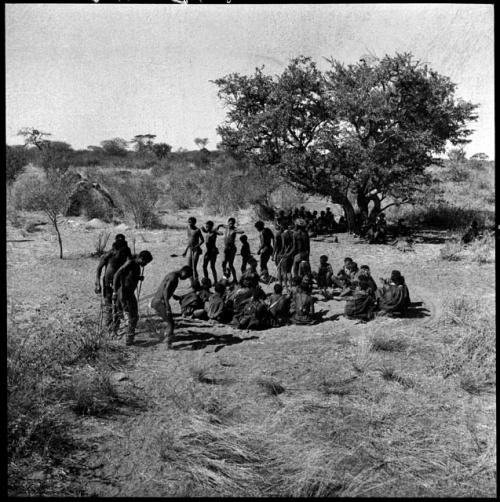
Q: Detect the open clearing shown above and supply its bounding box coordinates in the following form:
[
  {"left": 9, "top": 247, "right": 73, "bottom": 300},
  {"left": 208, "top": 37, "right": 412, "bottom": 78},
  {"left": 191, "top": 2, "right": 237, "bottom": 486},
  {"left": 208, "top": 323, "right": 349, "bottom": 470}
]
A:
[{"left": 7, "top": 208, "right": 496, "bottom": 497}]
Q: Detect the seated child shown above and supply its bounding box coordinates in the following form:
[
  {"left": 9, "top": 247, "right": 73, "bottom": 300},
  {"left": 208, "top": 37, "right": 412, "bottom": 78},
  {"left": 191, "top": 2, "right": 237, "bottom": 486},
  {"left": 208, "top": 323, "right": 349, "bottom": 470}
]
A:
[
  {"left": 205, "top": 282, "right": 231, "bottom": 323},
  {"left": 358, "top": 265, "right": 377, "bottom": 294},
  {"left": 267, "top": 283, "right": 291, "bottom": 326},
  {"left": 291, "top": 280, "right": 316, "bottom": 325},
  {"left": 316, "top": 254, "right": 334, "bottom": 289}
]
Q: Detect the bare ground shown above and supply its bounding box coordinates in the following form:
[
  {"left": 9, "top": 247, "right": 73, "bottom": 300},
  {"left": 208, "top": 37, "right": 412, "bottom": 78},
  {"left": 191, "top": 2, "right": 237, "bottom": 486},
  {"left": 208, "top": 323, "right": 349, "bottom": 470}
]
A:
[{"left": 7, "top": 209, "right": 496, "bottom": 497}]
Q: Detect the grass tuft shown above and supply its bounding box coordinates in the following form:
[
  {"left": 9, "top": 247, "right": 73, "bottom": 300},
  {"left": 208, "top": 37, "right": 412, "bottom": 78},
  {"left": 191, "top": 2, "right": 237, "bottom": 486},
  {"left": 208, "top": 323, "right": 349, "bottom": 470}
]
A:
[
  {"left": 256, "top": 377, "right": 285, "bottom": 396},
  {"left": 370, "top": 333, "right": 408, "bottom": 352}
]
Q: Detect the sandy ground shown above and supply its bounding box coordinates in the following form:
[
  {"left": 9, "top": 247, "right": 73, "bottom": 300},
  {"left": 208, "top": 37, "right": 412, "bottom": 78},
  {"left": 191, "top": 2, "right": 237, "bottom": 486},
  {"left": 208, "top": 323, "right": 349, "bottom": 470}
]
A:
[{"left": 7, "top": 208, "right": 496, "bottom": 496}]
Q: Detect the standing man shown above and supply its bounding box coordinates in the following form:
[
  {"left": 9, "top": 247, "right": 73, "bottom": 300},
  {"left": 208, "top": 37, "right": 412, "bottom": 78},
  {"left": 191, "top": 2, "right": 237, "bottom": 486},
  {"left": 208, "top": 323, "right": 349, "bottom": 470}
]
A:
[
  {"left": 182, "top": 217, "right": 204, "bottom": 280},
  {"left": 112, "top": 250, "right": 153, "bottom": 345},
  {"left": 95, "top": 234, "right": 133, "bottom": 331},
  {"left": 220, "top": 217, "right": 244, "bottom": 283},
  {"left": 201, "top": 220, "right": 223, "bottom": 284},
  {"left": 255, "top": 220, "right": 274, "bottom": 283},
  {"left": 291, "top": 218, "right": 310, "bottom": 279},
  {"left": 150, "top": 265, "right": 193, "bottom": 348}
]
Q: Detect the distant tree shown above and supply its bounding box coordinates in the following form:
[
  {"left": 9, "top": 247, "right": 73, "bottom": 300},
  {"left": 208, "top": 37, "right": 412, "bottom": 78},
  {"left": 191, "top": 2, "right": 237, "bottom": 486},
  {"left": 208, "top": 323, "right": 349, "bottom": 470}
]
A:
[
  {"left": 130, "top": 134, "right": 157, "bottom": 156},
  {"left": 17, "top": 171, "right": 74, "bottom": 258},
  {"left": 194, "top": 137, "right": 209, "bottom": 149},
  {"left": 17, "top": 127, "right": 73, "bottom": 175},
  {"left": 448, "top": 147, "right": 467, "bottom": 162},
  {"left": 39, "top": 141, "right": 73, "bottom": 176},
  {"left": 6, "top": 145, "right": 27, "bottom": 183},
  {"left": 152, "top": 142, "right": 172, "bottom": 160},
  {"left": 470, "top": 152, "right": 489, "bottom": 161},
  {"left": 214, "top": 53, "right": 478, "bottom": 232},
  {"left": 17, "top": 127, "right": 52, "bottom": 151},
  {"left": 100, "top": 138, "right": 129, "bottom": 157}
]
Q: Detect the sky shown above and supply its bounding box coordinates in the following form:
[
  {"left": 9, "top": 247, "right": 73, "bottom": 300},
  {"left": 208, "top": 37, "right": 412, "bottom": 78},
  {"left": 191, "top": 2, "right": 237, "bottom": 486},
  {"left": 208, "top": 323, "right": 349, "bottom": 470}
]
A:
[{"left": 5, "top": 3, "right": 494, "bottom": 158}]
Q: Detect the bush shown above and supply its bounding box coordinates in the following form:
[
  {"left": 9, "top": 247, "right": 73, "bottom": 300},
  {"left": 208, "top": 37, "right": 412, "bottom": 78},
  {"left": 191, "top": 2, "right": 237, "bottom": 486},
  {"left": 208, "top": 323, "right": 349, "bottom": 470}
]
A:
[
  {"left": 116, "top": 174, "right": 163, "bottom": 228},
  {"left": 166, "top": 165, "right": 204, "bottom": 210},
  {"left": 400, "top": 203, "right": 494, "bottom": 230},
  {"left": 6, "top": 145, "right": 28, "bottom": 183}
]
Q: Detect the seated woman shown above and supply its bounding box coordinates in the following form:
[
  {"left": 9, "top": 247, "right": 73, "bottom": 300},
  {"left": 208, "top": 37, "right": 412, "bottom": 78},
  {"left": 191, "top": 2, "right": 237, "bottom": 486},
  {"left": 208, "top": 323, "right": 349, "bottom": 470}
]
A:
[
  {"left": 237, "top": 289, "right": 270, "bottom": 330},
  {"left": 343, "top": 278, "right": 376, "bottom": 321},
  {"left": 375, "top": 270, "right": 411, "bottom": 316},
  {"left": 290, "top": 280, "right": 316, "bottom": 325}
]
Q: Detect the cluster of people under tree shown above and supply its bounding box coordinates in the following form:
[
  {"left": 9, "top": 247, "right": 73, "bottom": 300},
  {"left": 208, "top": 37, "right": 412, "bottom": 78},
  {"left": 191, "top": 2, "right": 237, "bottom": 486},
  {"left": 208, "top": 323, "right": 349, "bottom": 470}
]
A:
[
  {"left": 274, "top": 206, "right": 347, "bottom": 236},
  {"left": 95, "top": 212, "right": 412, "bottom": 347}
]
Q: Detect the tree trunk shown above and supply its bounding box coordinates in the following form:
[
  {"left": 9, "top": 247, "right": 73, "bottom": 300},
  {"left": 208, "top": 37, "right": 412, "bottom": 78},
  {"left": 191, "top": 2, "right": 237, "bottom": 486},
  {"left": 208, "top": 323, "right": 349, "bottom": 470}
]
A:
[
  {"left": 331, "top": 193, "right": 358, "bottom": 233},
  {"left": 52, "top": 216, "right": 64, "bottom": 259}
]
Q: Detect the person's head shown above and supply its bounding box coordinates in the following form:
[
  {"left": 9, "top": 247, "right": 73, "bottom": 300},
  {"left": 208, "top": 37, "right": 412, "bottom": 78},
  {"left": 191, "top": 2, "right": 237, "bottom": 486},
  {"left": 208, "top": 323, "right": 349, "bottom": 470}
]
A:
[
  {"left": 179, "top": 265, "right": 193, "bottom": 279},
  {"left": 274, "top": 283, "right": 283, "bottom": 295},
  {"left": 300, "top": 206, "right": 305, "bottom": 211},
  {"left": 347, "top": 261, "right": 358, "bottom": 272},
  {"left": 214, "top": 282, "right": 226, "bottom": 295},
  {"left": 188, "top": 216, "right": 197, "bottom": 226},
  {"left": 320, "top": 210, "right": 326, "bottom": 216},
  {"left": 279, "top": 210, "right": 285, "bottom": 217},
  {"left": 205, "top": 220, "right": 214, "bottom": 230},
  {"left": 191, "top": 279, "right": 202, "bottom": 291},
  {"left": 344, "top": 257, "right": 353, "bottom": 266},
  {"left": 360, "top": 265, "right": 370, "bottom": 273},
  {"left": 319, "top": 254, "right": 328, "bottom": 264},
  {"left": 313, "top": 210, "right": 318, "bottom": 216},
  {"left": 390, "top": 270, "right": 404, "bottom": 285},
  {"left": 326, "top": 207, "right": 331, "bottom": 212},
  {"left": 296, "top": 218, "right": 306, "bottom": 228},
  {"left": 137, "top": 250, "right": 153, "bottom": 266},
  {"left": 201, "top": 277, "right": 212, "bottom": 290},
  {"left": 227, "top": 217, "right": 236, "bottom": 227},
  {"left": 240, "top": 234, "right": 248, "bottom": 243},
  {"left": 255, "top": 220, "right": 265, "bottom": 231},
  {"left": 115, "top": 234, "right": 126, "bottom": 242},
  {"left": 247, "top": 256, "right": 258, "bottom": 271}
]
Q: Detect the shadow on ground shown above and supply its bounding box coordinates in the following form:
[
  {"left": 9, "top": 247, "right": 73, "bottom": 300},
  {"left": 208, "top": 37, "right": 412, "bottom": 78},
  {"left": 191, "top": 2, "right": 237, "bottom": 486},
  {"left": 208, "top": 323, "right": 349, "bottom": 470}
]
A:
[{"left": 174, "top": 329, "right": 259, "bottom": 351}]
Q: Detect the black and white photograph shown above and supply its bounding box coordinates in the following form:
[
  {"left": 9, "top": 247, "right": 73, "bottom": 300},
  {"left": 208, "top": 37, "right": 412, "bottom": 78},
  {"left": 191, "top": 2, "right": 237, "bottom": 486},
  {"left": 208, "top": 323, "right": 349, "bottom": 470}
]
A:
[{"left": 6, "top": 2, "right": 495, "bottom": 497}]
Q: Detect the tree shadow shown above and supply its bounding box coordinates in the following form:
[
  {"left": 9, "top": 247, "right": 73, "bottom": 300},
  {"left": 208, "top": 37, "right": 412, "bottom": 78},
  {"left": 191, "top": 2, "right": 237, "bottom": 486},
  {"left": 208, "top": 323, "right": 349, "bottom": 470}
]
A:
[{"left": 173, "top": 329, "right": 259, "bottom": 351}]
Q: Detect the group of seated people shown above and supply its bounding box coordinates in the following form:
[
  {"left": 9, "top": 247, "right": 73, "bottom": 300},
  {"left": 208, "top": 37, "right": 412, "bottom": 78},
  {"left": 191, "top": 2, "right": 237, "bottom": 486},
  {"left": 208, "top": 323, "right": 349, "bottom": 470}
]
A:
[
  {"left": 317, "top": 255, "right": 411, "bottom": 320},
  {"left": 276, "top": 206, "right": 348, "bottom": 236},
  {"left": 174, "top": 254, "right": 411, "bottom": 330}
]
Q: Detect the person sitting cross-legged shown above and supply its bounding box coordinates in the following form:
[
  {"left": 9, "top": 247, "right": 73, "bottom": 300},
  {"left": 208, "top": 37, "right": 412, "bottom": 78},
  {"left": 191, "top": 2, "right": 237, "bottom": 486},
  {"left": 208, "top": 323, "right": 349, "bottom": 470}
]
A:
[{"left": 375, "top": 270, "right": 411, "bottom": 317}]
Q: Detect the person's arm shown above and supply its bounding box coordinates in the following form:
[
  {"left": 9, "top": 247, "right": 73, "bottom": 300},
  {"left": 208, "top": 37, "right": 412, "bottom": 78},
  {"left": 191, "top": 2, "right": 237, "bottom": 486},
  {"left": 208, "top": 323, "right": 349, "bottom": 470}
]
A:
[
  {"left": 198, "top": 229, "right": 205, "bottom": 246},
  {"left": 95, "top": 252, "right": 111, "bottom": 293},
  {"left": 112, "top": 261, "right": 131, "bottom": 298}
]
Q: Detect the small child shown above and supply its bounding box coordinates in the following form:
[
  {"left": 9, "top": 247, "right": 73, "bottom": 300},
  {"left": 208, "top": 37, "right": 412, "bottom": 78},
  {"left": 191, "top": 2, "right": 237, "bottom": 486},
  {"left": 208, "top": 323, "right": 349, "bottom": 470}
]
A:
[
  {"left": 358, "top": 265, "right": 377, "bottom": 294},
  {"left": 239, "top": 234, "right": 252, "bottom": 274},
  {"left": 267, "top": 283, "right": 290, "bottom": 326},
  {"left": 316, "top": 255, "right": 334, "bottom": 289},
  {"left": 198, "top": 277, "right": 213, "bottom": 303},
  {"left": 205, "top": 282, "right": 230, "bottom": 323}
]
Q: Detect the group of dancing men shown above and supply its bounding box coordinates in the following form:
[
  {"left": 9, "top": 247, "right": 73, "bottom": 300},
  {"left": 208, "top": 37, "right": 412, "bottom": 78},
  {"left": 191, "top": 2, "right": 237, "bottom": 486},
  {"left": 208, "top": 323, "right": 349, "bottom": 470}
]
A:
[{"left": 95, "top": 210, "right": 411, "bottom": 347}]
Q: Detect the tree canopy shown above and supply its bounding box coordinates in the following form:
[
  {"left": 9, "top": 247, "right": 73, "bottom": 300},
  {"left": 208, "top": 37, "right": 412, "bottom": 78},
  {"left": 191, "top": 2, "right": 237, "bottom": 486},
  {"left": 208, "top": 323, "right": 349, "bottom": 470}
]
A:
[{"left": 213, "top": 53, "right": 478, "bottom": 232}]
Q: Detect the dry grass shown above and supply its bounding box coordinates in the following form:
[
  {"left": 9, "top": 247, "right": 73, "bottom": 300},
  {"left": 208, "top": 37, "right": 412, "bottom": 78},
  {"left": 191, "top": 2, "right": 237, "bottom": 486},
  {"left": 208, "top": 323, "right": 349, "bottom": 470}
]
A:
[
  {"left": 255, "top": 377, "right": 286, "bottom": 396},
  {"left": 439, "top": 295, "right": 495, "bottom": 394}
]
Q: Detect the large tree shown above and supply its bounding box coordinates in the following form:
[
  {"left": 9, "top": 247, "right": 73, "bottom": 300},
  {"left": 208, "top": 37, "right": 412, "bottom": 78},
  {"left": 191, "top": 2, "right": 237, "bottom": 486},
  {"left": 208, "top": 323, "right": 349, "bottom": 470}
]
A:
[{"left": 214, "top": 54, "right": 478, "bottom": 232}]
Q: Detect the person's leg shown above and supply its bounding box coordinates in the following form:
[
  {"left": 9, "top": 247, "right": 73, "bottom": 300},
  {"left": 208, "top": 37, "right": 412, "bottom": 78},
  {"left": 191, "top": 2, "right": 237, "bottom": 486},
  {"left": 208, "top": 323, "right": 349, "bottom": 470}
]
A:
[
  {"left": 228, "top": 248, "right": 238, "bottom": 283},
  {"left": 192, "top": 249, "right": 201, "bottom": 279},
  {"left": 222, "top": 249, "right": 229, "bottom": 278},
  {"left": 241, "top": 257, "right": 248, "bottom": 275},
  {"left": 292, "top": 253, "right": 301, "bottom": 278},
  {"left": 210, "top": 254, "right": 218, "bottom": 284},
  {"left": 261, "top": 248, "right": 271, "bottom": 279},
  {"left": 125, "top": 296, "right": 139, "bottom": 346},
  {"left": 112, "top": 294, "right": 124, "bottom": 337},
  {"left": 103, "top": 284, "right": 113, "bottom": 330},
  {"left": 202, "top": 252, "right": 210, "bottom": 280}
]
